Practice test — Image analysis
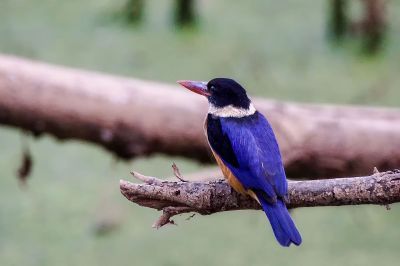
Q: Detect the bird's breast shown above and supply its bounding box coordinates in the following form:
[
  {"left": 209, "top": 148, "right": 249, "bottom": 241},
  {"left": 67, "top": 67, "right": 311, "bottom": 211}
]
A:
[
  {"left": 204, "top": 116, "right": 247, "bottom": 195},
  {"left": 212, "top": 150, "right": 247, "bottom": 195}
]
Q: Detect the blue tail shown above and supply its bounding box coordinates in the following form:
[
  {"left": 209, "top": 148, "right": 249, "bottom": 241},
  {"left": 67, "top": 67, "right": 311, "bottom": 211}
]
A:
[{"left": 256, "top": 192, "right": 302, "bottom": 247}]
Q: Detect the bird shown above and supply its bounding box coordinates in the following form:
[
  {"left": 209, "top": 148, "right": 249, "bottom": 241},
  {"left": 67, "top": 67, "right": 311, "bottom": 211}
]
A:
[{"left": 177, "top": 78, "right": 302, "bottom": 247}]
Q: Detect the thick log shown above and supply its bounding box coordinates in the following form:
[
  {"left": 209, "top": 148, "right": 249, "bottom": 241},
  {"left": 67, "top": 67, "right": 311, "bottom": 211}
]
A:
[
  {"left": 1, "top": 54, "right": 400, "bottom": 178},
  {"left": 120, "top": 170, "right": 400, "bottom": 228}
]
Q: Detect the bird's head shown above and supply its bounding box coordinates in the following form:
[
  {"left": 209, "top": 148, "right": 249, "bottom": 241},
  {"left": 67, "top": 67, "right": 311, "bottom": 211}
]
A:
[{"left": 177, "top": 78, "right": 255, "bottom": 117}]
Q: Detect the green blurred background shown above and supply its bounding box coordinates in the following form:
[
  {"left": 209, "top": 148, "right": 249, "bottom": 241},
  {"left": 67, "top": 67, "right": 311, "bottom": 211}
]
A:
[{"left": 1, "top": 0, "right": 400, "bottom": 265}]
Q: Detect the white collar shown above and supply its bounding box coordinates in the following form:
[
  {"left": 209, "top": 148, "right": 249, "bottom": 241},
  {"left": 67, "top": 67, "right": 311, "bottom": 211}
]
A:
[{"left": 208, "top": 103, "right": 256, "bottom": 118}]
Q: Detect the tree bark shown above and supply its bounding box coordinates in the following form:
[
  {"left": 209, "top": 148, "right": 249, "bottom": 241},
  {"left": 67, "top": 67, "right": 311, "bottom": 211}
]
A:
[
  {"left": 1, "top": 54, "right": 400, "bottom": 178},
  {"left": 120, "top": 169, "right": 400, "bottom": 228}
]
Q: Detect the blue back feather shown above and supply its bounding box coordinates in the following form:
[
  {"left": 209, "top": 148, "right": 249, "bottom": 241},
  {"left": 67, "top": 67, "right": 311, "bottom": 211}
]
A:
[{"left": 211, "top": 112, "right": 287, "bottom": 200}]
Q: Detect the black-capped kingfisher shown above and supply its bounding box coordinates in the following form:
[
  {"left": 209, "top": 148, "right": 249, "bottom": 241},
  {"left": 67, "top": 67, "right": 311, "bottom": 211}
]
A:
[{"left": 178, "top": 78, "right": 302, "bottom": 247}]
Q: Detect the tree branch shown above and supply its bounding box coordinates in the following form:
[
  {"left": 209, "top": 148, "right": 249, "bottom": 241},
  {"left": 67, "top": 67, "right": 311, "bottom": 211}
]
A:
[
  {"left": 120, "top": 170, "right": 400, "bottom": 228},
  {"left": 2, "top": 54, "right": 400, "bottom": 177}
]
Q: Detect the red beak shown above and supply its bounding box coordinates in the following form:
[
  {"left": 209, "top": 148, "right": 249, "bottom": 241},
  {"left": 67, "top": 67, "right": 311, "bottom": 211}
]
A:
[{"left": 177, "top": 80, "right": 210, "bottom": 97}]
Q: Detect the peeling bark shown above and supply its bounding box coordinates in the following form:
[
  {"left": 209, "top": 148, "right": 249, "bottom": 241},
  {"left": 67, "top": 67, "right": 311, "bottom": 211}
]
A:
[{"left": 120, "top": 170, "right": 400, "bottom": 228}]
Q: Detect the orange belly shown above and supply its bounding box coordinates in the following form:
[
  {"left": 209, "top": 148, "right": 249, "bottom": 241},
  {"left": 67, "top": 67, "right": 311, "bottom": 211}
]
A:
[
  {"left": 212, "top": 151, "right": 259, "bottom": 203},
  {"left": 211, "top": 150, "right": 247, "bottom": 195}
]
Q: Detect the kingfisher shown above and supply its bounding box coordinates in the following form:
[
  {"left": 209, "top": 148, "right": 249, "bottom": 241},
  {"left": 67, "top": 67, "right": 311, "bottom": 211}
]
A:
[{"left": 177, "top": 78, "right": 302, "bottom": 247}]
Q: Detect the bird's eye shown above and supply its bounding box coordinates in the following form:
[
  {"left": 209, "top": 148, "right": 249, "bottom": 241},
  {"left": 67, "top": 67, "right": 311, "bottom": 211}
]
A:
[{"left": 210, "top": 85, "right": 216, "bottom": 91}]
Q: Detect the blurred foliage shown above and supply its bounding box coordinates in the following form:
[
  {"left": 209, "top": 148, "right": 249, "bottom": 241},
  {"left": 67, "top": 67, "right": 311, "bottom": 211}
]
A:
[
  {"left": 124, "top": 0, "right": 144, "bottom": 24},
  {"left": 173, "top": 0, "right": 197, "bottom": 27},
  {"left": 0, "top": 0, "right": 400, "bottom": 265},
  {"left": 328, "top": 0, "right": 348, "bottom": 40},
  {"left": 328, "top": 0, "right": 387, "bottom": 54}
]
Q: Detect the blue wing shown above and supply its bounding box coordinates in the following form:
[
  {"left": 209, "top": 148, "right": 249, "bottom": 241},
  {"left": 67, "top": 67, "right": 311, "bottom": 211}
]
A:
[
  {"left": 207, "top": 112, "right": 287, "bottom": 202},
  {"left": 207, "top": 112, "right": 302, "bottom": 246}
]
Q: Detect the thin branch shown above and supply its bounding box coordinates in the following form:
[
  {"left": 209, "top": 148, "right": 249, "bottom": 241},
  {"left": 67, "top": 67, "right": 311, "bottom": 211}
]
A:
[
  {"left": 130, "top": 171, "right": 164, "bottom": 185},
  {"left": 152, "top": 206, "right": 193, "bottom": 229},
  {"left": 172, "top": 163, "right": 187, "bottom": 182},
  {"left": 120, "top": 170, "right": 400, "bottom": 228}
]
